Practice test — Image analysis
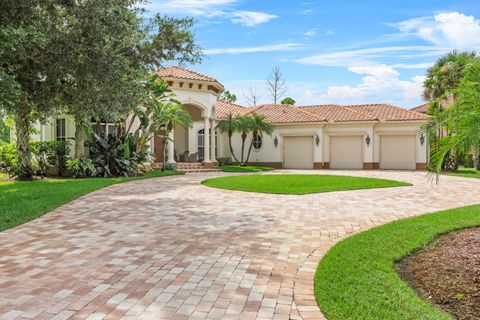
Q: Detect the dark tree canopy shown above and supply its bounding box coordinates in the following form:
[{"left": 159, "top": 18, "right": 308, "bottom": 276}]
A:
[{"left": 219, "top": 90, "right": 237, "bottom": 103}]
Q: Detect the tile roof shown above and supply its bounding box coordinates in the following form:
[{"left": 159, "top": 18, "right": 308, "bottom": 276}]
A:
[
  {"left": 216, "top": 102, "right": 428, "bottom": 123},
  {"left": 298, "top": 105, "right": 378, "bottom": 122},
  {"left": 215, "top": 100, "right": 256, "bottom": 118},
  {"left": 244, "top": 104, "right": 326, "bottom": 124},
  {"left": 411, "top": 104, "right": 428, "bottom": 113},
  {"left": 346, "top": 104, "right": 428, "bottom": 121},
  {"left": 157, "top": 66, "right": 220, "bottom": 83}
]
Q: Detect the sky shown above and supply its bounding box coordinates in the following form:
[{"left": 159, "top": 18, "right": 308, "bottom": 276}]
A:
[{"left": 145, "top": 0, "right": 480, "bottom": 109}]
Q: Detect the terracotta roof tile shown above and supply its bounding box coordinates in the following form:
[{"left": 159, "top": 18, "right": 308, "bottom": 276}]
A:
[
  {"left": 411, "top": 104, "right": 428, "bottom": 113},
  {"left": 215, "top": 100, "right": 256, "bottom": 118},
  {"left": 347, "top": 104, "right": 428, "bottom": 121},
  {"left": 157, "top": 66, "right": 220, "bottom": 83},
  {"left": 299, "top": 105, "right": 378, "bottom": 122},
  {"left": 245, "top": 104, "right": 326, "bottom": 124}
]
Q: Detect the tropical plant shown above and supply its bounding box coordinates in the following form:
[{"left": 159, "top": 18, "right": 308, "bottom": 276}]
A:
[
  {"left": 237, "top": 115, "right": 253, "bottom": 165},
  {"left": 0, "top": 143, "right": 17, "bottom": 176},
  {"left": 244, "top": 114, "right": 274, "bottom": 166},
  {"left": 216, "top": 113, "right": 241, "bottom": 164},
  {"left": 219, "top": 90, "right": 237, "bottom": 103},
  {"left": 428, "top": 59, "right": 480, "bottom": 180},
  {"left": 281, "top": 97, "right": 295, "bottom": 105},
  {"left": 68, "top": 157, "right": 97, "bottom": 178}
]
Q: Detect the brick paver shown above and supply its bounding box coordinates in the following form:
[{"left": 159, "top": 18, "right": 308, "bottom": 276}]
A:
[{"left": 1, "top": 170, "right": 479, "bottom": 319}]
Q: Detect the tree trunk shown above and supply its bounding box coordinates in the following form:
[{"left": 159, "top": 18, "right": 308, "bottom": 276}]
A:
[
  {"left": 228, "top": 131, "right": 240, "bottom": 164},
  {"left": 15, "top": 107, "right": 33, "bottom": 180},
  {"left": 240, "top": 132, "right": 247, "bottom": 165},
  {"left": 473, "top": 147, "right": 480, "bottom": 170},
  {"left": 244, "top": 130, "right": 257, "bottom": 166},
  {"left": 74, "top": 117, "right": 86, "bottom": 158}
]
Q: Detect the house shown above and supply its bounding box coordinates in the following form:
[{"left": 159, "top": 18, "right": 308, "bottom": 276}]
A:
[{"left": 31, "top": 66, "right": 429, "bottom": 170}]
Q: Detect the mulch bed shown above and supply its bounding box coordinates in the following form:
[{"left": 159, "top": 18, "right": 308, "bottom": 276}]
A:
[{"left": 397, "top": 227, "right": 480, "bottom": 320}]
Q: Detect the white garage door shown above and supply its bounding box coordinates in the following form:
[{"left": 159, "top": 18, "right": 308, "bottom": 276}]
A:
[
  {"left": 330, "top": 136, "right": 363, "bottom": 169},
  {"left": 283, "top": 136, "right": 314, "bottom": 169},
  {"left": 380, "top": 135, "right": 416, "bottom": 170}
]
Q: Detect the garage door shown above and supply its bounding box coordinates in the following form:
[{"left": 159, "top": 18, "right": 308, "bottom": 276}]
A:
[
  {"left": 283, "top": 136, "right": 314, "bottom": 169},
  {"left": 330, "top": 136, "right": 363, "bottom": 169},
  {"left": 380, "top": 135, "right": 416, "bottom": 169}
]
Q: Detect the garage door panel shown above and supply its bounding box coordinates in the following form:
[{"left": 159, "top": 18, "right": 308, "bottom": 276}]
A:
[
  {"left": 283, "top": 136, "right": 313, "bottom": 169},
  {"left": 380, "top": 135, "right": 416, "bottom": 170},
  {"left": 330, "top": 136, "right": 363, "bottom": 169}
]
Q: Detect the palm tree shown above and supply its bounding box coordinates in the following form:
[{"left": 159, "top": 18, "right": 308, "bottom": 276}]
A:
[
  {"left": 244, "top": 113, "right": 274, "bottom": 166},
  {"left": 428, "top": 59, "right": 480, "bottom": 180},
  {"left": 216, "top": 113, "right": 240, "bottom": 164},
  {"left": 237, "top": 115, "right": 252, "bottom": 165},
  {"left": 423, "top": 50, "right": 477, "bottom": 101},
  {"left": 152, "top": 102, "right": 193, "bottom": 171},
  {"left": 424, "top": 51, "right": 478, "bottom": 170}
]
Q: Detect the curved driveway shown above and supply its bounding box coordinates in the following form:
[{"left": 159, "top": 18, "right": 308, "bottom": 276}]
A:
[{"left": 1, "top": 170, "right": 479, "bottom": 320}]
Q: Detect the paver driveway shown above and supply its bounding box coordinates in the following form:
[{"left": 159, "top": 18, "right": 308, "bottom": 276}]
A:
[{"left": 1, "top": 170, "right": 480, "bottom": 320}]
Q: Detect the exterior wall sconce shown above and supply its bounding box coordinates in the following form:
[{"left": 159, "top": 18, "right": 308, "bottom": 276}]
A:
[
  {"left": 365, "top": 134, "right": 371, "bottom": 146},
  {"left": 420, "top": 133, "right": 425, "bottom": 145},
  {"left": 315, "top": 134, "right": 320, "bottom": 146},
  {"left": 274, "top": 136, "right": 278, "bottom": 147}
]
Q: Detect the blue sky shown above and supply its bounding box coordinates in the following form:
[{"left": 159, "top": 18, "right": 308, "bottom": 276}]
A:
[{"left": 146, "top": 0, "right": 480, "bottom": 108}]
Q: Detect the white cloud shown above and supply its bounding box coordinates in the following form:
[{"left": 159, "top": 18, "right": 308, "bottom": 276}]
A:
[
  {"left": 394, "top": 12, "right": 480, "bottom": 49},
  {"left": 204, "top": 43, "right": 300, "bottom": 55},
  {"left": 231, "top": 11, "right": 278, "bottom": 26},
  {"left": 296, "top": 46, "right": 443, "bottom": 68},
  {"left": 304, "top": 28, "right": 317, "bottom": 38},
  {"left": 144, "top": 1, "right": 277, "bottom": 26},
  {"left": 318, "top": 65, "right": 425, "bottom": 107},
  {"left": 299, "top": 9, "right": 314, "bottom": 15}
]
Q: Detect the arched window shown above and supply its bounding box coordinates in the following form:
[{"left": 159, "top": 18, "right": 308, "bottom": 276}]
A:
[{"left": 253, "top": 134, "right": 262, "bottom": 150}]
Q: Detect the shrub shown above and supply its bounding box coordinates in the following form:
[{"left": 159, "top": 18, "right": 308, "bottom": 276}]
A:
[
  {"left": 86, "top": 128, "right": 151, "bottom": 177},
  {"left": 216, "top": 157, "right": 232, "bottom": 166},
  {"left": 0, "top": 143, "right": 17, "bottom": 175},
  {"left": 68, "top": 157, "right": 97, "bottom": 178},
  {"left": 51, "top": 140, "right": 71, "bottom": 176}
]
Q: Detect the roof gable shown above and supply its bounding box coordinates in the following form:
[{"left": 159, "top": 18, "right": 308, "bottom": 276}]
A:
[{"left": 157, "top": 66, "right": 220, "bottom": 83}]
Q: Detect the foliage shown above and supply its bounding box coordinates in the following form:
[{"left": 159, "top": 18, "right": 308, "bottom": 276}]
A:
[
  {"left": 1, "top": 1, "right": 203, "bottom": 178},
  {"left": 428, "top": 59, "right": 480, "bottom": 179},
  {"left": 86, "top": 127, "right": 150, "bottom": 178},
  {"left": 67, "top": 158, "right": 97, "bottom": 178},
  {"left": 0, "top": 169, "right": 183, "bottom": 232},
  {"left": 447, "top": 168, "right": 480, "bottom": 179},
  {"left": 280, "top": 97, "right": 295, "bottom": 105},
  {"left": 216, "top": 157, "right": 232, "bottom": 166},
  {"left": 244, "top": 113, "right": 274, "bottom": 166},
  {"left": 220, "top": 165, "right": 274, "bottom": 172},
  {"left": 216, "top": 113, "right": 241, "bottom": 164},
  {"left": 0, "top": 143, "right": 16, "bottom": 175},
  {"left": 314, "top": 204, "right": 480, "bottom": 320},
  {"left": 0, "top": 115, "right": 11, "bottom": 143},
  {"left": 202, "top": 174, "right": 409, "bottom": 195},
  {"left": 219, "top": 90, "right": 237, "bottom": 103}
]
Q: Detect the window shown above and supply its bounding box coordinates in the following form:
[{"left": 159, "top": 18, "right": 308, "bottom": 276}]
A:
[
  {"left": 90, "top": 119, "right": 117, "bottom": 136},
  {"left": 198, "top": 129, "right": 204, "bottom": 159},
  {"left": 253, "top": 134, "right": 262, "bottom": 150},
  {"left": 56, "top": 118, "right": 66, "bottom": 141}
]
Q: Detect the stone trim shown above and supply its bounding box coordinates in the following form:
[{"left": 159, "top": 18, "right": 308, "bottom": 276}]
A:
[
  {"left": 363, "top": 162, "right": 374, "bottom": 170},
  {"left": 416, "top": 163, "right": 427, "bottom": 170}
]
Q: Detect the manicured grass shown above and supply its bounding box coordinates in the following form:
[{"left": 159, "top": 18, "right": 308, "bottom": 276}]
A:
[
  {"left": 202, "top": 174, "right": 409, "bottom": 195},
  {"left": 0, "top": 170, "right": 183, "bottom": 232},
  {"left": 220, "top": 165, "right": 275, "bottom": 172},
  {"left": 447, "top": 167, "right": 480, "bottom": 179},
  {"left": 315, "top": 204, "right": 480, "bottom": 320}
]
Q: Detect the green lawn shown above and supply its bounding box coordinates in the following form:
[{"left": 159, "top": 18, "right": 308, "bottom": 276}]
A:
[
  {"left": 220, "top": 165, "right": 275, "bottom": 172},
  {"left": 202, "top": 174, "right": 409, "bottom": 195},
  {"left": 448, "top": 167, "right": 480, "bottom": 179},
  {"left": 0, "top": 170, "right": 182, "bottom": 232},
  {"left": 315, "top": 204, "right": 480, "bottom": 320}
]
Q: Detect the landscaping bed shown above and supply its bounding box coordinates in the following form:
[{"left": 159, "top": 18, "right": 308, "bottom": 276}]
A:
[
  {"left": 0, "top": 170, "right": 182, "bottom": 232},
  {"left": 202, "top": 174, "right": 409, "bottom": 195},
  {"left": 314, "top": 204, "right": 480, "bottom": 320},
  {"left": 448, "top": 168, "right": 480, "bottom": 179},
  {"left": 220, "top": 165, "right": 275, "bottom": 172},
  {"left": 398, "top": 227, "right": 480, "bottom": 320}
]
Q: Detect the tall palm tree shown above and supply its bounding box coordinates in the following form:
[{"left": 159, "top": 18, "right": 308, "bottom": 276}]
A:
[
  {"left": 216, "top": 113, "right": 240, "bottom": 164},
  {"left": 424, "top": 51, "right": 478, "bottom": 170},
  {"left": 244, "top": 113, "right": 274, "bottom": 166},
  {"left": 428, "top": 59, "right": 480, "bottom": 180},
  {"left": 236, "top": 115, "right": 252, "bottom": 165},
  {"left": 423, "top": 50, "right": 477, "bottom": 102}
]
